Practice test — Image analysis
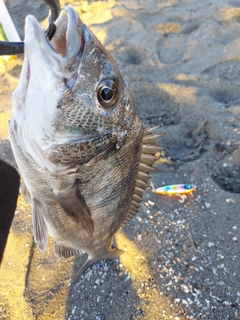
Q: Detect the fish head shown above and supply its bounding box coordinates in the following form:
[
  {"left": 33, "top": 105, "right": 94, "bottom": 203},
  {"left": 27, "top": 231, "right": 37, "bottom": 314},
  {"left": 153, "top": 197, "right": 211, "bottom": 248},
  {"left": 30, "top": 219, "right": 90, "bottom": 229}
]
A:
[{"left": 11, "top": 6, "right": 140, "bottom": 160}]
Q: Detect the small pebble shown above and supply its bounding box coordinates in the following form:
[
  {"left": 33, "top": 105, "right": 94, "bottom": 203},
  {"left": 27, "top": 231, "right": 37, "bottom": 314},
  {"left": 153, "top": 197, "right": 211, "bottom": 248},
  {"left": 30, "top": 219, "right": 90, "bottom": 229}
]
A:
[
  {"left": 208, "top": 242, "right": 215, "bottom": 248},
  {"left": 148, "top": 200, "right": 155, "bottom": 206},
  {"left": 205, "top": 202, "right": 211, "bottom": 208}
]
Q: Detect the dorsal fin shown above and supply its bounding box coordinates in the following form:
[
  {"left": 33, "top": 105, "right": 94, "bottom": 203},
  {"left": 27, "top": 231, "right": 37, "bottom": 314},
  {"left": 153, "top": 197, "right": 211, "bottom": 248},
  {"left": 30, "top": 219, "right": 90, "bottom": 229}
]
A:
[{"left": 121, "top": 126, "right": 164, "bottom": 227}]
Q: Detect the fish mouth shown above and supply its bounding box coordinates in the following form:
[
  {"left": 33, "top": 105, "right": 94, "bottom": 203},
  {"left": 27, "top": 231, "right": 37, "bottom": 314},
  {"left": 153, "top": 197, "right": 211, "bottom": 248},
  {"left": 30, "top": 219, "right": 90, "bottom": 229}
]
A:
[
  {"left": 12, "top": 7, "right": 90, "bottom": 142},
  {"left": 25, "top": 6, "right": 85, "bottom": 73},
  {"left": 49, "top": 6, "right": 85, "bottom": 59}
]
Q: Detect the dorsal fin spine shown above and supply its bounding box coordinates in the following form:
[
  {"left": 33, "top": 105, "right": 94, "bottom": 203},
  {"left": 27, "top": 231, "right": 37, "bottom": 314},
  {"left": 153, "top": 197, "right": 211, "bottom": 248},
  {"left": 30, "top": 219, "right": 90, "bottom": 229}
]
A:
[
  {"left": 135, "top": 179, "right": 149, "bottom": 190},
  {"left": 137, "top": 171, "right": 150, "bottom": 182},
  {"left": 139, "top": 162, "right": 155, "bottom": 173},
  {"left": 121, "top": 126, "right": 164, "bottom": 228},
  {"left": 134, "top": 186, "right": 145, "bottom": 197},
  {"left": 140, "top": 154, "right": 157, "bottom": 166}
]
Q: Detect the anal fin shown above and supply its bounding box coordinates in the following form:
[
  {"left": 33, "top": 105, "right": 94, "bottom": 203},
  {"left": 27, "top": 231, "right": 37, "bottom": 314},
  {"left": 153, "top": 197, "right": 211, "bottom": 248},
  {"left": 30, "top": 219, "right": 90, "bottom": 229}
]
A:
[
  {"left": 32, "top": 199, "right": 48, "bottom": 252},
  {"left": 55, "top": 244, "right": 83, "bottom": 259}
]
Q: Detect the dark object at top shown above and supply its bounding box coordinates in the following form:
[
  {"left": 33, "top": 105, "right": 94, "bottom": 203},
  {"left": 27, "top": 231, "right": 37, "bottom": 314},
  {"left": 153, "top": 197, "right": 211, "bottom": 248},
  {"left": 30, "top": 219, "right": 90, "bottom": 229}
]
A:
[
  {"left": 0, "top": 159, "right": 20, "bottom": 265},
  {"left": 0, "top": 0, "right": 60, "bottom": 55}
]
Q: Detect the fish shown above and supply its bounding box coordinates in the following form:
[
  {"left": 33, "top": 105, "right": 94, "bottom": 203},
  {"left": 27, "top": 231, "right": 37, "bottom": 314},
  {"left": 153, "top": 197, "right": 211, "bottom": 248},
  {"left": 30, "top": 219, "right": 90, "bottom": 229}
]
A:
[{"left": 8, "top": 6, "right": 163, "bottom": 273}]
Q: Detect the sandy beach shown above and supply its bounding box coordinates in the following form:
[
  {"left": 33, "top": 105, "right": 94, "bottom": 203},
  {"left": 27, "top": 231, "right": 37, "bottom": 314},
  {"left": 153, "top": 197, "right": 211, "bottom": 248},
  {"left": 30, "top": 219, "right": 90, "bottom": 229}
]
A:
[{"left": 0, "top": 0, "right": 240, "bottom": 319}]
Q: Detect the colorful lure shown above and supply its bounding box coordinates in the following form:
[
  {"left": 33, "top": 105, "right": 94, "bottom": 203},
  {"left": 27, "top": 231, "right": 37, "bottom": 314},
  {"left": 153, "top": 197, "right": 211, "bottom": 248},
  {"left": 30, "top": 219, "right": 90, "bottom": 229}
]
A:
[{"left": 151, "top": 183, "right": 195, "bottom": 195}]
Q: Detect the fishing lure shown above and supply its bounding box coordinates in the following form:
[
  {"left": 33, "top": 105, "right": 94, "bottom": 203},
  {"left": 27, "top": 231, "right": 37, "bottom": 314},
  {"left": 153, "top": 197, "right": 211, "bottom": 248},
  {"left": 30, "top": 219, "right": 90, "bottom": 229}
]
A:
[{"left": 151, "top": 183, "right": 195, "bottom": 195}]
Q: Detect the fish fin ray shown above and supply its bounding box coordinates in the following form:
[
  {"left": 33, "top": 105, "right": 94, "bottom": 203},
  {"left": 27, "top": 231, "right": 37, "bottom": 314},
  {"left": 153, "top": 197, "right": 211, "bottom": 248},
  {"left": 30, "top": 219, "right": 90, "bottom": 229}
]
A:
[
  {"left": 139, "top": 162, "right": 155, "bottom": 173},
  {"left": 32, "top": 199, "right": 48, "bottom": 252},
  {"left": 135, "top": 178, "right": 149, "bottom": 190},
  {"left": 121, "top": 126, "right": 164, "bottom": 228},
  {"left": 54, "top": 180, "right": 94, "bottom": 237},
  {"left": 123, "top": 207, "right": 139, "bottom": 223},
  {"left": 75, "top": 246, "right": 123, "bottom": 276},
  {"left": 140, "top": 154, "right": 157, "bottom": 166},
  {"left": 55, "top": 244, "right": 83, "bottom": 259},
  {"left": 142, "top": 132, "right": 164, "bottom": 144}
]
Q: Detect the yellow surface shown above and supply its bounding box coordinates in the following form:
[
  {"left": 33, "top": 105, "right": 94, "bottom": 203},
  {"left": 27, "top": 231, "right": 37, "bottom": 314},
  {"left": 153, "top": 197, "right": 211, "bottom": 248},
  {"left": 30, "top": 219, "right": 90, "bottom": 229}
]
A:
[
  {"left": 152, "top": 189, "right": 194, "bottom": 195},
  {"left": 0, "top": 111, "right": 11, "bottom": 139},
  {"left": 116, "top": 231, "right": 177, "bottom": 318},
  {"left": 0, "top": 196, "right": 73, "bottom": 319},
  {"left": 0, "top": 231, "right": 33, "bottom": 319}
]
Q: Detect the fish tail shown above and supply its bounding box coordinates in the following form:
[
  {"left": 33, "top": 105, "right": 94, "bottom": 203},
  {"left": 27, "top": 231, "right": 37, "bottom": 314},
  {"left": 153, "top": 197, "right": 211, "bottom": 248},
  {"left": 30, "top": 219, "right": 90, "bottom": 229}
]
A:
[
  {"left": 75, "top": 246, "right": 123, "bottom": 276},
  {"left": 104, "top": 245, "right": 124, "bottom": 260}
]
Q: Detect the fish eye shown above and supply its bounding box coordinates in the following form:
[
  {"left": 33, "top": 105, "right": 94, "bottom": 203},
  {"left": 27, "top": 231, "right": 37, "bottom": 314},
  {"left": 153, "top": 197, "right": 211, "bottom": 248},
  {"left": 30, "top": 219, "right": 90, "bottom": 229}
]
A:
[{"left": 97, "top": 80, "right": 118, "bottom": 108}]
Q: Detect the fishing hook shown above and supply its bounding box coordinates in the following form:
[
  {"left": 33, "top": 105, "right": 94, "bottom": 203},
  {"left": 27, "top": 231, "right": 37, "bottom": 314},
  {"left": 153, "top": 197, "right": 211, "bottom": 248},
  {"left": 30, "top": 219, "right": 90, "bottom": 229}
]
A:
[{"left": 0, "top": 0, "right": 60, "bottom": 55}]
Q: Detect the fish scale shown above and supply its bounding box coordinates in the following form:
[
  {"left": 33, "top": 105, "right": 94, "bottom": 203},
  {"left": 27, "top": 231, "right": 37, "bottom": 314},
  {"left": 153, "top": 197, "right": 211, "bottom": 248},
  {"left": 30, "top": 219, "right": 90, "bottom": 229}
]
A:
[{"left": 9, "top": 6, "right": 163, "bottom": 274}]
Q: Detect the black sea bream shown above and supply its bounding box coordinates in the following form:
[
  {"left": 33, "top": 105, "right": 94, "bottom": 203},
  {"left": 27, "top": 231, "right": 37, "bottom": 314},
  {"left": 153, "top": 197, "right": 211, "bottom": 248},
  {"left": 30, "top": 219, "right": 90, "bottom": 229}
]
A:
[{"left": 9, "top": 6, "right": 162, "bottom": 272}]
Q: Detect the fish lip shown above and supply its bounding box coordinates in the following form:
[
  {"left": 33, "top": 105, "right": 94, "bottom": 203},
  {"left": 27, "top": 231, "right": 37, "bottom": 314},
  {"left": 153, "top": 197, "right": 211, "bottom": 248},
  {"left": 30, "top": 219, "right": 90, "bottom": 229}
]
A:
[
  {"left": 25, "top": 6, "right": 85, "bottom": 61},
  {"left": 50, "top": 6, "right": 85, "bottom": 59}
]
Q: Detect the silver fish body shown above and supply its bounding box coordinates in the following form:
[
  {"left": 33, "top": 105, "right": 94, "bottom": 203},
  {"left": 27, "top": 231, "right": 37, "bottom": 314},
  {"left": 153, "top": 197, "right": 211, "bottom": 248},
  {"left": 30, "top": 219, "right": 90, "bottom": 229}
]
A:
[{"left": 9, "top": 6, "right": 162, "bottom": 272}]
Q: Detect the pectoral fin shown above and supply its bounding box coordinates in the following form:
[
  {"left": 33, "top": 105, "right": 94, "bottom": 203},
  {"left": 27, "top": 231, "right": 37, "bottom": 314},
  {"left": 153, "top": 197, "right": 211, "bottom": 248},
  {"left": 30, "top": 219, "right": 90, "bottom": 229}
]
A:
[{"left": 54, "top": 180, "right": 94, "bottom": 237}]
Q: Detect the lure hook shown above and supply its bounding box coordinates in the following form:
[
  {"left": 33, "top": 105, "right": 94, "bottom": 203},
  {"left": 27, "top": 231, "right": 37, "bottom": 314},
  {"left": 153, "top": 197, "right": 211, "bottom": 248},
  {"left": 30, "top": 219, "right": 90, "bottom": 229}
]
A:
[{"left": 0, "top": 0, "right": 60, "bottom": 55}]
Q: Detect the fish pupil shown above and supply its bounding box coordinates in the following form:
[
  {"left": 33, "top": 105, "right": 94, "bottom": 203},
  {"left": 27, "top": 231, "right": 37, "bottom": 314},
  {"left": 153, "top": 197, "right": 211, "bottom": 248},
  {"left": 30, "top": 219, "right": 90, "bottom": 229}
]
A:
[
  {"left": 101, "top": 87, "right": 113, "bottom": 101},
  {"left": 97, "top": 79, "right": 118, "bottom": 108}
]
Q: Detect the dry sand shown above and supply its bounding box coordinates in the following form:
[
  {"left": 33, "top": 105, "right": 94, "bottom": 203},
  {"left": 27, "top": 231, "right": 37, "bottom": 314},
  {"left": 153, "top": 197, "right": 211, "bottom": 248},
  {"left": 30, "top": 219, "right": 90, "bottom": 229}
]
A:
[{"left": 0, "top": 0, "right": 240, "bottom": 319}]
